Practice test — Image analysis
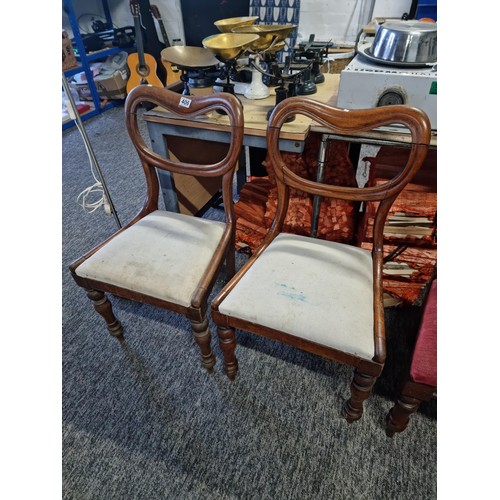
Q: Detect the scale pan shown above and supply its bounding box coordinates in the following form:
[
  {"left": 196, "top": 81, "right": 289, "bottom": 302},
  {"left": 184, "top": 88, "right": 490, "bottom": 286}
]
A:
[
  {"left": 161, "top": 46, "right": 220, "bottom": 68},
  {"left": 202, "top": 33, "right": 260, "bottom": 61},
  {"left": 214, "top": 16, "right": 259, "bottom": 33},
  {"left": 232, "top": 24, "right": 297, "bottom": 50}
]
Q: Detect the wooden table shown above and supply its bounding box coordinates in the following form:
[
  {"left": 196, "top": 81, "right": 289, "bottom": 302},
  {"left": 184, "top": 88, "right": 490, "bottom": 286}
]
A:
[{"left": 143, "top": 72, "right": 437, "bottom": 213}]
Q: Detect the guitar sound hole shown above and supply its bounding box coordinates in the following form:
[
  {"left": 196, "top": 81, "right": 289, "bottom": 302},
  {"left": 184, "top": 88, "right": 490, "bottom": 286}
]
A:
[{"left": 137, "top": 65, "right": 150, "bottom": 77}]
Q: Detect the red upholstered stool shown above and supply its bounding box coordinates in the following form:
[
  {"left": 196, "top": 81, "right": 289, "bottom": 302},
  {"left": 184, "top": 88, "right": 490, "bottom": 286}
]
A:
[{"left": 386, "top": 280, "right": 437, "bottom": 436}]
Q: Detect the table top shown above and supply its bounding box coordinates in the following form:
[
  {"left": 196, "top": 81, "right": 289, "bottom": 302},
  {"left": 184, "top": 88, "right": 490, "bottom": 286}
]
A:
[
  {"left": 144, "top": 73, "right": 339, "bottom": 143},
  {"left": 144, "top": 72, "right": 437, "bottom": 148}
]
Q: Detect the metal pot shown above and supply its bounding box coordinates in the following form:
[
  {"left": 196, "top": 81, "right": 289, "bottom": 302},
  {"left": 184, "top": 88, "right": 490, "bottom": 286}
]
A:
[{"left": 370, "top": 20, "right": 437, "bottom": 64}]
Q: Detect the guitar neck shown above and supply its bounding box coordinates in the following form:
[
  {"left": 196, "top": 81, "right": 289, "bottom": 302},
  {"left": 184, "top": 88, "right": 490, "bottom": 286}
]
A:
[
  {"left": 150, "top": 4, "right": 170, "bottom": 47},
  {"left": 157, "top": 19, "right": 170, "bottom": 48},
  {"left": 133, "top": 14, "right": 146, "bottom": 67}
]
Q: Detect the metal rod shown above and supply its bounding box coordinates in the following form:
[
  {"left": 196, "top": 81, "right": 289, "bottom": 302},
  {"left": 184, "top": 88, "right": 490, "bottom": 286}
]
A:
[
  {"left": 311, "top": 132, "right": 437, "bottom": 150},
  {"left": 310, "top": 134, "right": 329, "bottom": 237},
  {"left": 62, "top": 73, "right": 122, "bottom": 229}
]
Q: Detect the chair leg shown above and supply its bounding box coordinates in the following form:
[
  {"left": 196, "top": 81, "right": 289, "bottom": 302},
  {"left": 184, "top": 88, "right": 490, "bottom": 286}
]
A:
[
  {"left": 85, "top": 289, "right": 123, "bottom": 338},
  {"left": 385, "top": 392, "right": 421, "bottom": 437},
  {"left": 226, "top": 246, "right": 236, "bottom": 281},
  {"left": 342, "top": 369, "right": 377, "bottom": 423},
  {"left": 217, "top": 325, "right": 238, "bottom": 380},
  {"left": 190, "top": 317, "right": 216, "bottom": 372},
  {"left": 385, "top": 381, "right": 435, "bottom": 437}
]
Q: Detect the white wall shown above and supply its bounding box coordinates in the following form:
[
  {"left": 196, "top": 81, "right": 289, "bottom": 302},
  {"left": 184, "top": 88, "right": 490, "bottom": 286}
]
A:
[
  {"left": 298, "top": 0, "right": 413, "bottom": 45},
  {"left": 63, "top": 0, "right": 412, "bottom": 47}
]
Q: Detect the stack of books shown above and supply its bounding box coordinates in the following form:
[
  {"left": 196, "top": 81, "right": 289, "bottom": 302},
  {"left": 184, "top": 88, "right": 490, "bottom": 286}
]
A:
[{"left": 358, "top": 179, "right": 437, "bottom": 306}]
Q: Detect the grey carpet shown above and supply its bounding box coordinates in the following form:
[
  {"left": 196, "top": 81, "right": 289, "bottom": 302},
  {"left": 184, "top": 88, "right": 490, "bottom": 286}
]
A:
[{"left": 62, "top": 105, "right": 437, "bottom": 500}]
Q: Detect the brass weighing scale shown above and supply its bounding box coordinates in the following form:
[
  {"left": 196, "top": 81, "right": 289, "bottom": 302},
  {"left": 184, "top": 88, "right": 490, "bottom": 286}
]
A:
[
  {"left": 231, "top": 24, "right": 296, "bottom": 100},
  {"left": 161, "top": 17, "right": 321, "bottom": 122},
  {"left": 201, "top": 32, "right": 260, "bottom": 97},
  {"left": 161, "top": 46, "right": 221, "bottom": 95}
]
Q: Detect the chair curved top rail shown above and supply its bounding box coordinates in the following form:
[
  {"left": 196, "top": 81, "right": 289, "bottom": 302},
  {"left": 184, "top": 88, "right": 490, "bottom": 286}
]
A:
[
  {"left": 267, "top": 97, "right": 431, "bottom": 202},
  {"left": 125, "top": 85, "right": 244, "bottom": 178}
]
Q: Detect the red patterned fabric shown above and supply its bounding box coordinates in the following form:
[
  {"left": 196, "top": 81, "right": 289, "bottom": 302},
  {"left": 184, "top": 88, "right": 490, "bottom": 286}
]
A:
[{"left": 410, "top": 280, "right": 437, "bottom": 386}]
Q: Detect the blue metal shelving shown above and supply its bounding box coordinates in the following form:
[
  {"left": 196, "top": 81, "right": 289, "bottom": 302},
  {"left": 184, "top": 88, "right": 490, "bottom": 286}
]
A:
[{"left": 62, "top": 0, "right": 126, "bottom": 130}]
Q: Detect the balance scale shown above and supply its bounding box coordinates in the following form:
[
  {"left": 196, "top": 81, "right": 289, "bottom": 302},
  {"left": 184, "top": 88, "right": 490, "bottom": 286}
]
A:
[{"left": 204, "top": 21, "right": 297, "bottom": 100}]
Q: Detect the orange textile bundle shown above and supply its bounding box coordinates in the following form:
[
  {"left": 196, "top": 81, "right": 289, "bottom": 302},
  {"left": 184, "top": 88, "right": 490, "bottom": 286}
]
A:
[
  {"left": 234, "top": 178, "right": 272, "bottom": 252},
  {"left": 262, "top": 134, "right": 358, "bottom": 243},
  {"left": 264, "top": 189, "right": 356, "bottom": 242}
]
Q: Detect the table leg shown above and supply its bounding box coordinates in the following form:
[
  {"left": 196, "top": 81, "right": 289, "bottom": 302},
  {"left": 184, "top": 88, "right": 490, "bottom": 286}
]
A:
[{"left": 146, "top": 121, "right": 180, "bottom": 212}]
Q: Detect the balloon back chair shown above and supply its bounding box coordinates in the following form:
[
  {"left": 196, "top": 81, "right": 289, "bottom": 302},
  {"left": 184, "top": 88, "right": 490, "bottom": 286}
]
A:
[
  {"left": 211, "top": 97, "right": 431, "bottom": 422},
  {"left": 69, "top": 85, "right": 244, "bottom": 373}
]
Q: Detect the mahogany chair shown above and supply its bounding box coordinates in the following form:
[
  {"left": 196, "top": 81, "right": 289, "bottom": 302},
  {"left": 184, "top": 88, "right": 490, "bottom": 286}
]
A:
[
  {"left": 386, "top": 279, "right": 437, "bottom": 436},
  {"left": 69, "top": 85, "right": 244, "bottom": 372},
  {"left": 211, "top": 97, "right": 431, "bottom": 422}
]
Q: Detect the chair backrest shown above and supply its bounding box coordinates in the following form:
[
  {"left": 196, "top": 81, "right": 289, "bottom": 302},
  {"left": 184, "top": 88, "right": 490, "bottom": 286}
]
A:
[
  {"left": 124, "top": 85, "right": 244, "bottom": 219},
  {"left": 266, "top": 98, "right": 431, "bottom": 250},
  {"left": 265, "top": 98, "right": 431, "bottom": 338}
]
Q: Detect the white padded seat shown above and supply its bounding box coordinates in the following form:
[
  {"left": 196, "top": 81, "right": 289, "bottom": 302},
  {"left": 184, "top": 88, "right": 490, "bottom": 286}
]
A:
[
  {"left": 219, "top": 233, "right": 375, "bottom": 360},
  {"left": 75, "top": 210, "right": 225, "bottom": 307}
]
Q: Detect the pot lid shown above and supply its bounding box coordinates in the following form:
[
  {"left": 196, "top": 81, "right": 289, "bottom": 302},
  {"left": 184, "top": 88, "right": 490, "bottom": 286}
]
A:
[{"left": 378, "top": 20, "right": 437, "bottom": 34}]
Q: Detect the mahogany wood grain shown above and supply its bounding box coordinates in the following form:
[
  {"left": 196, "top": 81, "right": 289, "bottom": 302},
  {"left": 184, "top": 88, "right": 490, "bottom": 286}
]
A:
[
  {"left": 211, "top": 96, "right": 431, "bottom": 423},
  {"left": 69, "top": 86, "right": 244, "bottom": 371}
]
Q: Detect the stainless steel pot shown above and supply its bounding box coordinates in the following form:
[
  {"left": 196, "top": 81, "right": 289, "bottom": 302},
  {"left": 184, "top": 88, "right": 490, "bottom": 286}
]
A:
[{"left": 370, "top": 20, "right": 437, "bottom": 64}]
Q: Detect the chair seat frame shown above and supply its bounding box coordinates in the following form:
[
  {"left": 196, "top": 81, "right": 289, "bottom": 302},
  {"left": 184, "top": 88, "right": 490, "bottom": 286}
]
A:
[
  {"left": 70, "top": 85, "right": 244, "bottom": 372},
  {"left": 212, "top": 96, "right": 431, "bottom": 421}
]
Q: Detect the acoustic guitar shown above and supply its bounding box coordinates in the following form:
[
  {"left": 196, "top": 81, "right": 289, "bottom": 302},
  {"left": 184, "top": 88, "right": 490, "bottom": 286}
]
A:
[
  {"left": 150, "top": 4, "right": 180, "bottom": 86},
  {"left": 126, "top": 0, "right": 163, "bottom": 93}
]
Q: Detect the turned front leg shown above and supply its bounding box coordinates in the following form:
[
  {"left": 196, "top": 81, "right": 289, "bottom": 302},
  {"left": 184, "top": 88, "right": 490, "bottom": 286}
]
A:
[
  {"left": 342, "top": 369, "right": 377, "bottom": 423},
  {"left": 190, "top": 317, "right": 216, "bottom": 372},
  {"left": 85, "top": 289, "right": 123, "bottom": 338},
  {"left": 217, "top": 326, "right": 238, "bottom": 380}
]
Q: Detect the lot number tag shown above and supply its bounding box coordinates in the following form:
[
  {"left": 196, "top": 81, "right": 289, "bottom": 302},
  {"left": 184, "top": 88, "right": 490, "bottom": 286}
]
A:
[{"left": 179, "top": 96, "right": 192, "bottom": 108}]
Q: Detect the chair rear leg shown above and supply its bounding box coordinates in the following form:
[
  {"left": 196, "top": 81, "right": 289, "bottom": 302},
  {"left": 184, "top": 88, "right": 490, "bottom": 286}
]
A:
[
  {"left": 85, "top": 289, "right": 123, "bottom": 338},
  {"left": 225, "top": 245, "right": 236, "bottom": 281},
  {"left": 217, "top": 325, "right": 238, "bottom": 380},
  {"left": 342, "top": 369, "right": 377, "bottom": 423},
  {"left": 190, "top": 317, "right": 216, "bottom": 372}
]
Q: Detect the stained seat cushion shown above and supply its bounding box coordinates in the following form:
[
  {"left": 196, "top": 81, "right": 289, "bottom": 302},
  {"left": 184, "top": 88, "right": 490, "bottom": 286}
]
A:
[
  {"left": 75, "top": 210, "right": 226, "bottom": 307},
  {"left": 410, "top": 279, "right": 437, "bottom": 387},
  {"left": 219, "top": 233, "right": 375, "bottom": 360}
]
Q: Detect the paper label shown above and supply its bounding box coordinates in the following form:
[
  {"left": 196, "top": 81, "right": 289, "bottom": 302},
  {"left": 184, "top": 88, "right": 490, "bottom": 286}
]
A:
[{"left": 179, "top": 96, "right": 192, "bottom": 108}]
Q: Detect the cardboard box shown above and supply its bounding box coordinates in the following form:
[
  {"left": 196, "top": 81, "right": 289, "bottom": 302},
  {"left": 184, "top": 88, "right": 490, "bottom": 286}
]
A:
[
  {"left": 166, "top": 136, "right": 237, "bottom": 215},
  {"left": 94, "top": 67, "right": 129, "bottom": 99},
  {"left": 62, "top": 30, "right": 78, "bottom": 71},
  {"left": 74, "top": 51, "right": 130, "bottom": 101}
]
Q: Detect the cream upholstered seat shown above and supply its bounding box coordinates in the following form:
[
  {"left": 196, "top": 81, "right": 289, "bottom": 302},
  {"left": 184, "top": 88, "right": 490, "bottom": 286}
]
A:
[
  {"left": 219, "top": 233, "right": 374, "bottom": 360},
  {"left": 76, "top": 211, "right": 225, "bottom": 308},
  {"left": 69, "top": 85, "right": 244, "bottom": 373},
  {"left": 211, "top": 96, "right": 431, "bottom": 423}
]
